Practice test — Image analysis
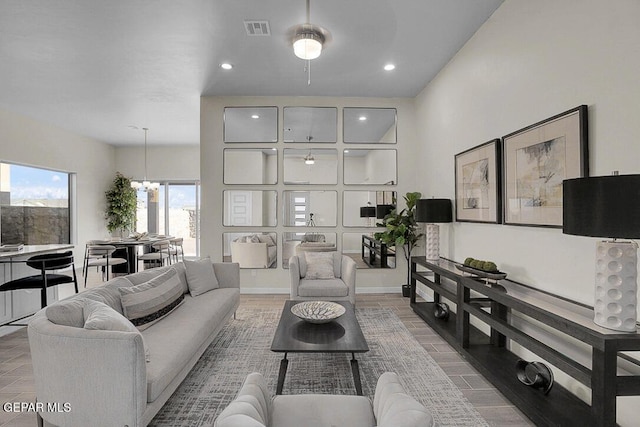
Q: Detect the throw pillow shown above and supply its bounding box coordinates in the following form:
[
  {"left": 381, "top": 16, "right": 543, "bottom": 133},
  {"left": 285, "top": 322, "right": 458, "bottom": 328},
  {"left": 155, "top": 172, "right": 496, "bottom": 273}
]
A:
[
  {"left": 82, "top": 277, "right": 132, "bottom": 315},
  {"left": 256, "top": 234, "right": 276, "bottom": 246},
  {"left": 125, "top": 263, "right": 189, "bottom": 295},
  {"left": 83, "top": 299, "right": 150, "bottom": 362},
  {"left": 184, "top": 257, "right": 219, "bottom": 297},
  {"left": 119, "top": 267, "right": 185, "bottom": 330},
  {"left": 46, "top": 298, "right": 86, "bottom": 328},
  {"left": 304, "top": 252, "right": 336, "bottom": 280}
]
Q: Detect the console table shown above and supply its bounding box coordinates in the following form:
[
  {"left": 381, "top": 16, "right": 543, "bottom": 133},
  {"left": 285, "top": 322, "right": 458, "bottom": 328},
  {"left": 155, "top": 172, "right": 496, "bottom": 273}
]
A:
[
  {"left": 410, "top": 256, "right": 640, "bottom": 427},
  {"left": 361, "top": 235, "right": 395, "bottom": 268}
]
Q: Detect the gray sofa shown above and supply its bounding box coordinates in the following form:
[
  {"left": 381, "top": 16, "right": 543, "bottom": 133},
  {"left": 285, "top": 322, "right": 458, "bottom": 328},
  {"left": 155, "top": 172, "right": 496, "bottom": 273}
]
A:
[
  {"left": 28, "top": 261, "right": 240, "bottom": 427},
  {"left": 214, "top": 371, "right": 434, "bottom": 427}
]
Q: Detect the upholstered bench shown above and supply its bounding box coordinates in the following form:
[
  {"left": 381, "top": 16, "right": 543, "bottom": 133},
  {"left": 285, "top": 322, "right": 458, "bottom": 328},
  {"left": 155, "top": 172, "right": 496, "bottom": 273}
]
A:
[{"left": 214, "top": 372, "right": 434, "bottom": 427}]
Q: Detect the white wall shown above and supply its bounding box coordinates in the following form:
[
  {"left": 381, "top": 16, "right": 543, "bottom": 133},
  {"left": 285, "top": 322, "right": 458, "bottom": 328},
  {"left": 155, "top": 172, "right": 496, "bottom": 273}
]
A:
[
  {"left": 0, "top": 107, "right": 116, "bottom": 264},
  {"left": 413, "top": 1, "right": 640, "bottom": 424},
  {"left": 201, "top": 96, "right": 417, "bottom": 293},
  {"left": 114, "top": 145, "right": 199, "bottom": 181},
  {"left": 283, "top": 152, "right": 338, "bottom": 184}
]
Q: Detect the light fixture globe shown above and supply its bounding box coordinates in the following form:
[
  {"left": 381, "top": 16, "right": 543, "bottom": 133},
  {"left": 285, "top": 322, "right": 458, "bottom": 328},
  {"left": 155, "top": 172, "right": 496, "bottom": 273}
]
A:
[
  {"left": 293, "top": 29, "right": 324, "bottom": 60},
  {"left": 304, "top": 153, "right": 315, "bottom": 165}
]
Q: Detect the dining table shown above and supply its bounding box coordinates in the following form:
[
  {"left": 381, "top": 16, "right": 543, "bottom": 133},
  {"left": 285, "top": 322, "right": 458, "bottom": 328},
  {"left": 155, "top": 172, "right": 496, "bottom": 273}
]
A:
[{"left": 95, "top": 236, "right": 174, "bottom": 274}]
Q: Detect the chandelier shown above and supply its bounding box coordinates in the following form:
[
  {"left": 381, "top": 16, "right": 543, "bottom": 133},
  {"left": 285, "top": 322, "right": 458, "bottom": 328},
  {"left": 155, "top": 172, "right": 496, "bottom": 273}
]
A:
[{"left": 130, "top": 127, "right": 160, "bottom": 192}]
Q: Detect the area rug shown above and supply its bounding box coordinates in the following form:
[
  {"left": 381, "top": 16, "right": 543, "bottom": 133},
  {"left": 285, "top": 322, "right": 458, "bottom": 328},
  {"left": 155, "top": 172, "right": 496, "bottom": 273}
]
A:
[{"left": 150, "top": 307, "right": 488, "bottom": 427}]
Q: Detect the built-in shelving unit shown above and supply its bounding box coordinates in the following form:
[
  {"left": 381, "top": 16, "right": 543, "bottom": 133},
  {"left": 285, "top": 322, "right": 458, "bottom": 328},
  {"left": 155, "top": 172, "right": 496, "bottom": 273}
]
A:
[{"left": 410, "top": 256, "right": 640, "bottom": 427}]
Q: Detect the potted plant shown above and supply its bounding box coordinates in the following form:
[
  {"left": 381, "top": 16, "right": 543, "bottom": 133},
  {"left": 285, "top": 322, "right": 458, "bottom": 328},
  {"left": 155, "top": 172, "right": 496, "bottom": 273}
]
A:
[
  {"left": 105, "top": 172, "right": 137, "bottom": 237},
  {"left": 375, "top": 192, "right": 423, "bottom": 297}
]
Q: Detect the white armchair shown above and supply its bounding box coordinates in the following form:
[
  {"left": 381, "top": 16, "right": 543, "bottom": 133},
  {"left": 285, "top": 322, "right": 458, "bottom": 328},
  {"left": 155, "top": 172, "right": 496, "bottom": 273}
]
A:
[
  {"left": 214, "top": 371, "right": 433, "bottom": 427},
  {"left": 289, "top": 252, "right": 356, "bottom": 305}
]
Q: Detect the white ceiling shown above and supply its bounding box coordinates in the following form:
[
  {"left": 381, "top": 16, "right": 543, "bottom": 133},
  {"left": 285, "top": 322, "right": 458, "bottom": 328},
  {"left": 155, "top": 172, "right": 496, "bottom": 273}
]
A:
[{"left": 0, "top": 0, "right": 503, "bottom": 146}]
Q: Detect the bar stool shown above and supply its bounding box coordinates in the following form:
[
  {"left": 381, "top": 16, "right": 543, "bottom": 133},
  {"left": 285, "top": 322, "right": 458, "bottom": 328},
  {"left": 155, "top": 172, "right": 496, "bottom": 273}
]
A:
[
  {"left": 0, "top": 251, "right": 78, "bottom": 311},
  {"left": 84, "top": 245, "right": 128, "bottom": 287}
]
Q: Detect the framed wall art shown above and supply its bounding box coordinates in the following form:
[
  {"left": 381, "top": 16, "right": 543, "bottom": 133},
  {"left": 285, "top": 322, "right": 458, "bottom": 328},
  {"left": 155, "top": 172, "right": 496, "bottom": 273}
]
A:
[
  {"left": 455, "top": 139, "right": 502, "bottom": 223},
  {"left": 502, "top": 105, "right": 588, "bottom": 227}
]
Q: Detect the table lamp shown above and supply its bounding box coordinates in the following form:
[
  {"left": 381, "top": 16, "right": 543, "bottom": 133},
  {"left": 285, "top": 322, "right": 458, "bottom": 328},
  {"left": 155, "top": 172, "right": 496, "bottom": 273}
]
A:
[
  {"left": 563, "top": 174, "right": 640, "bottom": 332},
  {"left": 376, "top": 204, "right": 394, "bottom": 220},
  {"left": 415, "top": 199, "right": 453, "bottom": 261},
  {"left": 360, "top": 203, "right": 376, "bottom": 227}
]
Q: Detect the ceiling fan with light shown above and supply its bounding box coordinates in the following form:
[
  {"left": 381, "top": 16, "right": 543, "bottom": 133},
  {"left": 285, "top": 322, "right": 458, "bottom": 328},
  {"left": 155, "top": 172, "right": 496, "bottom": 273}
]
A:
[{"left": 288, "top": 0, "right": 331, "bottom": 85}]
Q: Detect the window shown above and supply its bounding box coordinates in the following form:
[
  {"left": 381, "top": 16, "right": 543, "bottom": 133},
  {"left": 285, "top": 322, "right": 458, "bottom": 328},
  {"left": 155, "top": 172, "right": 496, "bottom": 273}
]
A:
[
  {"left": 0, "top": 163, "right": 72, "bottom": 245},
  {"left": 136, "top": 181, "right": 200, "bottom": 257}
]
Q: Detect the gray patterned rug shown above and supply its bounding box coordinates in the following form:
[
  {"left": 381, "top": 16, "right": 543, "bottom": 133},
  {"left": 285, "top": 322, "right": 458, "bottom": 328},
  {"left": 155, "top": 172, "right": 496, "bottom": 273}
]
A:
[{"left": 150, "top": 307, "right": 488, "bottom": 427}]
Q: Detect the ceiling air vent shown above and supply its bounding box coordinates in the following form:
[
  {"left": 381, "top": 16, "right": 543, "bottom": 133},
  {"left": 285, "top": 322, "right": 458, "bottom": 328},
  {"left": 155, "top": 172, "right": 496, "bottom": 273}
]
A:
[{"left": 244, "top": 20, "right": 271, "bottom": 36}]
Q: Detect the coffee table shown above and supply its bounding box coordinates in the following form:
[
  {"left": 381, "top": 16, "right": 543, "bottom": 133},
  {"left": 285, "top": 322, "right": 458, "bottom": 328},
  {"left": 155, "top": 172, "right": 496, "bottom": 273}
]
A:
[{"left": 271, "top": 300, "right": 369, "bottom": 395}]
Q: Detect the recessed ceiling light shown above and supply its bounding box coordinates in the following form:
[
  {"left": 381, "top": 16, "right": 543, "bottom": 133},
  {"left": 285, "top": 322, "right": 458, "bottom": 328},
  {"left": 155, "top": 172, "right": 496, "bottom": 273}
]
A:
[
  {"left": 384, "top": 63, "right": 396, "bottom": 71},
  {"left": 359, "top": 116, "right": 367, "bottom": 121},
  {"left": 251, "top": 114, "right": 260, "bottom": 119},
  {"left": 220, "top": 63, "right": 233, "bottom": 70}
]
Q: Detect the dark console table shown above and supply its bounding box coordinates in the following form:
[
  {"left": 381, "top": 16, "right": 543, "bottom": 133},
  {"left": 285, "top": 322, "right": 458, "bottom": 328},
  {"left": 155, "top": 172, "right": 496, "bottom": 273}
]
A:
[
  {"left": 410, "top": 256, "right": 640, "bottom": 427},
  {"left": 361, "top": 235, "right": 395, "bottom": 268}
]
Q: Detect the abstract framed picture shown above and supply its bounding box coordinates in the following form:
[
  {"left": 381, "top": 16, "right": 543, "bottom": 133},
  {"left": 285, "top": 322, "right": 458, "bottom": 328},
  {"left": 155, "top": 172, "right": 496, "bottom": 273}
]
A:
[
  {"left": 503, "top": 105, "right": 589, "bottom": 227},
  {"left": 455, "top": 139, "right": 502, "bottom": 223}
]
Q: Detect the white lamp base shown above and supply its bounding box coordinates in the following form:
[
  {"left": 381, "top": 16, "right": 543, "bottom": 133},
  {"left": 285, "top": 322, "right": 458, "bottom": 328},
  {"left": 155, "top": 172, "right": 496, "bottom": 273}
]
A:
[
  {"left": 425, "top": 224, "right": 440, "bottom": 261},
  {"left": 593, "top": 241, "right": 638, "bottom": 332}
]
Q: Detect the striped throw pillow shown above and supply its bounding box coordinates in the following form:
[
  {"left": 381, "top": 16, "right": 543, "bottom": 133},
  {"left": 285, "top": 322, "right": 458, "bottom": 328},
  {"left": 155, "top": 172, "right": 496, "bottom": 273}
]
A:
[{"left": 119, "top": 267, "right": 185, "bottom": 330}]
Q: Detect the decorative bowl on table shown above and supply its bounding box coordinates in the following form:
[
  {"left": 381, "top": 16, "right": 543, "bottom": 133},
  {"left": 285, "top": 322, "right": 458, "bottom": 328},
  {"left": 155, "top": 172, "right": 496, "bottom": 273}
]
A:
[
  {"left": 291, "top": 301, "right": 346, "bottom": 324},
  {"left": 455, "top": 264, "right": 507, "bottom": 280}
]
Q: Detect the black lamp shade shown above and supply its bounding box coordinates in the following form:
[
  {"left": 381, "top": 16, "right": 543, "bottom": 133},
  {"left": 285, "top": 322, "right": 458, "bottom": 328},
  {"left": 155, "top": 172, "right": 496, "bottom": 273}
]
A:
[
  {"left": 360, "top": 206, "right": 376, "bottom": 218},
  {"left": 376, "top": 204, "right": 394, "bottom": 219},
  {"left": 563, "top": 175, "right": 640, "bottom": 239},
  {"left": 415, "top": 199, "right": 453, "bottom": 223}
]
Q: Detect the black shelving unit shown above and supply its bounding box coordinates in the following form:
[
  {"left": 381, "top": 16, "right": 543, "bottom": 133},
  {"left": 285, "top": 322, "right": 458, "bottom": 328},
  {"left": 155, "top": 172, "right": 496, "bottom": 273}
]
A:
[
  {"left": 410, "top": 256, "right": 640, "bottom": 427},
  {"left": 361, "top": 235, "right": 395, "bottom": 268}
]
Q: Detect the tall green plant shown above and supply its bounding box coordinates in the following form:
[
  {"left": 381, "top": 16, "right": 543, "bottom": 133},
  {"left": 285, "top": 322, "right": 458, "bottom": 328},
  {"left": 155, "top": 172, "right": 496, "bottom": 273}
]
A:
[
  {"left": 375, "top": 191, "right": 423, "bottom": 288},
  {"left": 105, "top": 172, "right": 137, "bottom": 235}
]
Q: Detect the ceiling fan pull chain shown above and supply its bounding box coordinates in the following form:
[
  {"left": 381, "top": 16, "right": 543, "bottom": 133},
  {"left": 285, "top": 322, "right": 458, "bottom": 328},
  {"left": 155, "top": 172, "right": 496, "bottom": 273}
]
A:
[{"left": 307, "top": 60, "right": 311, "bottom": 86}]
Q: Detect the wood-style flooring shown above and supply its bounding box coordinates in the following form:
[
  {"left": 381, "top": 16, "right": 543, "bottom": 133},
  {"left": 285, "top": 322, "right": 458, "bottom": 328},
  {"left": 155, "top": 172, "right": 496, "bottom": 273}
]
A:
[{"left": 0, "top": 272, "right": 534, "bottom": 426}]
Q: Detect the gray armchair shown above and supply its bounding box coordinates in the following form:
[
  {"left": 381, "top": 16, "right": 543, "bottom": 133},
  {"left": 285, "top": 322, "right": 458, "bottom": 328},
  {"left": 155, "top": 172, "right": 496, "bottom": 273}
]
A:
[{"left": 289, "top": 252, "right": 356, "bottom": 305}]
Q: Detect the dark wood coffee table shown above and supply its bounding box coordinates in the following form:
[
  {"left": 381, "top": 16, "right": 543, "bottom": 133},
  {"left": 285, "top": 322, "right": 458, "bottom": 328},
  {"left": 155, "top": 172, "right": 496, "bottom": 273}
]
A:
[{"left": 271, "top": 300, "right": 369, "bottom": 395}]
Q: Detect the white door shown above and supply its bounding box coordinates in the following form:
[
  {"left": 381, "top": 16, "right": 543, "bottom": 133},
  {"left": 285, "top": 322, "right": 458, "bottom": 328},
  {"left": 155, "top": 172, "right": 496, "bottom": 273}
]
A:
[{"left": 228, "top": 191, "right": 253, "bottom": 226}]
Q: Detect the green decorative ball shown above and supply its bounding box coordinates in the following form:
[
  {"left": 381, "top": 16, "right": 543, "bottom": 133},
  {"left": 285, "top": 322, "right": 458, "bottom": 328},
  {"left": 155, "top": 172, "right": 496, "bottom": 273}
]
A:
[
  {"left": 483, "top": 261, "right": 498, "bottom": 272},
  {"left": 464, "top": 257, "right": 475, "bottom": 266},
  {"left": 470, "top": 260, "right": 482, "bottom": 269}
]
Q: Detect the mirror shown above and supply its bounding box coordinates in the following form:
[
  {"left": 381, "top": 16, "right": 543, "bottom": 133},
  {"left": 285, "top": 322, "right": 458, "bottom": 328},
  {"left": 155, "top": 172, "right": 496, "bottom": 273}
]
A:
[
  {"left": 342, "top": 233, "right": 397, "bottom": 269},
  {"left": 284, "top": 149, "right": 338, "bottom": 184},
  {"left": 343, "top": 149, "right": 397, "bottom": 185},
  {"left": 224, "top": 149, "right": 277, "bottom": 184},
  {"left": 283, "top": 107, "right": 337, "bottom": 143},
  {"left": 224, "top": 107, "right": 278, "bottom": 142},
  {"left": 223, "top": 190, "right": 277, "bottom": 226},
  {"left": 282, "top": 232, "right": 337, "bottom": 268},
  {"left": 282, "top": 191, "right": 337, "bottom": 227},
  {"left": 223, "top": 232, "right": 277, "bottom": 269},
  {"left": 344, "top": 108, "right": 397, "bottom": 143},
  {"left": 343, "top": 191, "right": 396, "bottom": 227}
]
